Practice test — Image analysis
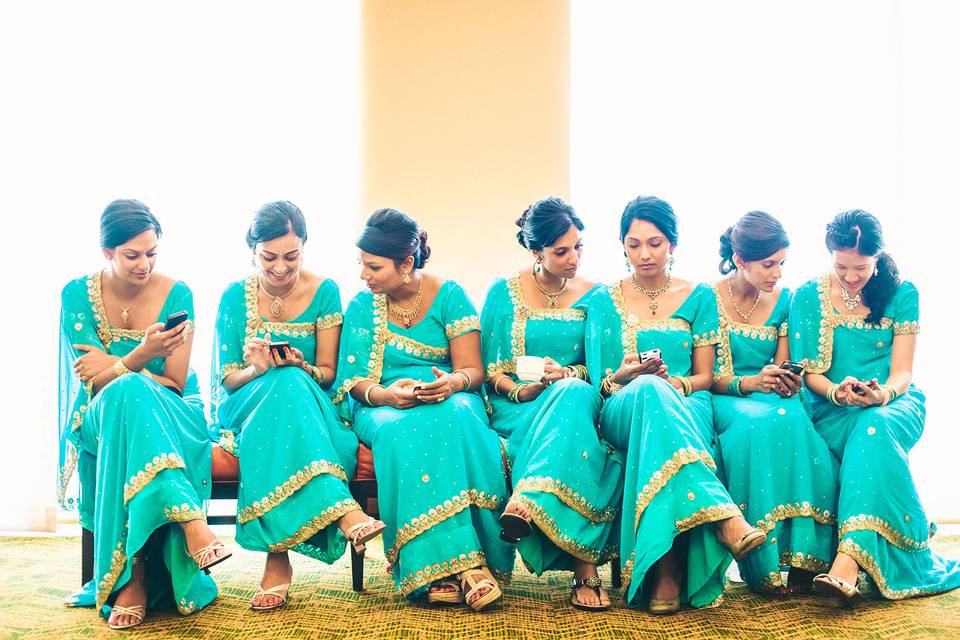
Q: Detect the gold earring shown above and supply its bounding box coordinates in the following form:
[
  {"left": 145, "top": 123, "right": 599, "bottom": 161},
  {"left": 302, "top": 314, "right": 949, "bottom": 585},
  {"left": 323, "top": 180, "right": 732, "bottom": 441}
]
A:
[
  {"left": 669, "top": 255, "right": 675, "bottom": 269},
  {"left": 403, "top": 271, "right": 412, "bottom": 284}
]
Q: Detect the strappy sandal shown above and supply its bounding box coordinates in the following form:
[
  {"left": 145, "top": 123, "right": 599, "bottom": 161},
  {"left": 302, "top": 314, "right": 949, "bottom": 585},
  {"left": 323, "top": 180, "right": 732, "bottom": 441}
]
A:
[
  {"left": 570, "top": 575, "right": 610, "bottom": 611},
  {"left": 812, "top": 573, "right": 861, "bottom": 606},
  {"left": 250, "top": 582, "right": 291, "bottom": 611},
  {"left": 345, "top": 518, "right": 386, "bottom": 554},
  {"left": 189, "top": 539, "right": 232, "bottom": 572},
  {"left": 427, "top": 577, "right": 464, "bottom": 605},
  {"left": 721, "top": 527, "right": 767, "bottom": 561},
  {"left": 499, "top": 510, "right": 532, "bottom": 543},
  {"left": 107, "top": 604, "right": 145, "bottom": 630},
  {"left": 459, "top": 566, "right": 502, "bottom": 612}
]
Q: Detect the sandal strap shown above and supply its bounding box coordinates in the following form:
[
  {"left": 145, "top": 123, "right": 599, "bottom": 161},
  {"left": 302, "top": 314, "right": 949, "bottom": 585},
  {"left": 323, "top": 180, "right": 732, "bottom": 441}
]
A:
[
  {"left": 190, "top": 540, "right": 225, "bottom": 564},
  {"left": 345, "top": 518, "right": 382, "bottom": 542},
  {"left": 110, "top": 605, "right": 145, "bottom": 621},
  {"left": 254, "top": 582, "right": 291, "bottom": 598}
]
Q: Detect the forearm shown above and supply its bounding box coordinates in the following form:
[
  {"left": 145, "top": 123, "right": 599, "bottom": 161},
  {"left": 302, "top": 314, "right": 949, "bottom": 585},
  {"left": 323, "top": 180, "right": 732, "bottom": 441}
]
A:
[
  {"left": 804, "top": 372, "right": 834, "bottom": 398},
  {"left": 884, "top": 371, "right": 912, "bottom": 395},
  {"left": 222, "top": 365, "right": 263, "bottom": 391}
]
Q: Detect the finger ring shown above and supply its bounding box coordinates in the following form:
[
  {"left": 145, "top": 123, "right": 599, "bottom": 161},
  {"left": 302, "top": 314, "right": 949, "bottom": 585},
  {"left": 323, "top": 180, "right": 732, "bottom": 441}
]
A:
[{"left": 437, "top": 396, "right": 446, "bottom": 402}]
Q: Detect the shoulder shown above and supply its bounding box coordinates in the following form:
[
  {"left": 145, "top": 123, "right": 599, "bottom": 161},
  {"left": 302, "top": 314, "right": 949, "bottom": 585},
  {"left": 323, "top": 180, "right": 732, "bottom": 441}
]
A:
[
  {"left": 793, "top": 277, "right": 822, "bottom": 301},
  {"left": 688, "top": 282, "right": 718, "bottom": 304},
  {"left": 345, "top": 289, "right": 374, "bottom": 315},
  {"left": 61, "top": 274, "right": 92, "bottom": 301},
  {"left": 218, "top": 278, "right": 251, "bottom": 305},
  {"left": 890, "top": 280, "right": 919, "bottom": 308},
  {"left": 481, "top": 276, "right": 510, "bottom": 305}
]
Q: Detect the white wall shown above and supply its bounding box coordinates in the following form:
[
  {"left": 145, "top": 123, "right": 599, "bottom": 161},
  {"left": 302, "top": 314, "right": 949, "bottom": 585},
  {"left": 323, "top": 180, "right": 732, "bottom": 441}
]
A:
[
  {"left": 0, "top": 1, "right": 361, "bottom": 530},
  {"left": 572, "top": 0, "right": 960, "bottom": 519}
]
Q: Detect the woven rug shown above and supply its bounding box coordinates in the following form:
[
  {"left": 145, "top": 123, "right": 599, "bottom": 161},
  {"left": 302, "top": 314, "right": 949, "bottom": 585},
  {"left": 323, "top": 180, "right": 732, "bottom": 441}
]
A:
[{"left": 2, "top": 535, "right": 959, "bottom": 639}]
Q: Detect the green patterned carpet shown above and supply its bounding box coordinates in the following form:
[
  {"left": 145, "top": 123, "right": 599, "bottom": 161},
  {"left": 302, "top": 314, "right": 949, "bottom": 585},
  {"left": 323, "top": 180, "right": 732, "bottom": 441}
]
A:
[{"left": 2, "top": 535, "right": 959, "bottom": 639}]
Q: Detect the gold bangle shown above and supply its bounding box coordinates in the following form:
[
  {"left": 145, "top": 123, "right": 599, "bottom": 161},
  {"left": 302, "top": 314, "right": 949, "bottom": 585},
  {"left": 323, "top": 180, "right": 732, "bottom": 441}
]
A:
[
  {"left": 492, "top": 375, "right": 510, "bottom": 397},
  {"left": 363, "top": 383, "right": 383, "bottom": 407},
  {"left": 601, "top": 374, "right": 622, "bottom": 397},
  {"left": 508, "top": 383, "right": 527, "bottom": 403},
  {"left": 453, "top": 369, "right": 472, "bottom": 391},
  {"left": 677, "top": 376, "right": 693, "bottom": 397},
  {"left": 311, "top": 365, "right": 325, "bottom": 386},
  {"left": 113, "top": 359, "right": 133, "bottom": 377},
  {"left": 827, "top": 383, "right": 841, "bottom": 406}
]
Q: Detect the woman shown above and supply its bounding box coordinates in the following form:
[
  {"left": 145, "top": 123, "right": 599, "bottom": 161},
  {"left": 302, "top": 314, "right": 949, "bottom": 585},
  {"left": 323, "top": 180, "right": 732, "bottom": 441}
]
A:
[
  {"left": 790, "top": 209, "right": 960, "bottom": 603},
  {"left": 59, "top": 200, "right": 228, "bottom": 630},
  {"left": 333, "top": 208, "right": 513, "bottom": 611},
  {"left": 711, "top": 211, "right": 839, "bottom": 594},
  {"left": 481, "top": 197, "right": 622, "bottom": 611},
  {"left": 585, "top": 195, "right": 766, "bottom": 614},
  {"left": 210, "top": 201, "right": 385, "bottom": 611}
]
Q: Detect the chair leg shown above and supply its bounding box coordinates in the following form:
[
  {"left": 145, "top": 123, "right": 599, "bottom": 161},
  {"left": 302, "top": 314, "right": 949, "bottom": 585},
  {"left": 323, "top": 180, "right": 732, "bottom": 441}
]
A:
[
  {"left": 81, "top": 527, "right": 94, "bottom": 586},
  {"left": 611, "top": 558, "right": 622, "bottom": 589},
  {"left": 351, "top": 545, "right": 365, "bottom": 592}
]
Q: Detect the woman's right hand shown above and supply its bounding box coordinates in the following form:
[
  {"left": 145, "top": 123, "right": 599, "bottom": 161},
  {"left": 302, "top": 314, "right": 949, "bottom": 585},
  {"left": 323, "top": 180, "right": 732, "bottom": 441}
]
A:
[
  {"left": 136, "top": 321, "right": 190, "bottom": 361},
  {"left": 383, "top": 379, "right": 422, "bottom": 410},
  {"left": 517, "top": 382, "right": 547, "bottom": 402},
  {"left": 611, "top": 354, "right": 664, "bottom": 385},
  {"left": 744, "top": 365, "right": 791, "bottom": 395},
  {"left": 243, "top": 334, "right": 275, "bottom": 376}
]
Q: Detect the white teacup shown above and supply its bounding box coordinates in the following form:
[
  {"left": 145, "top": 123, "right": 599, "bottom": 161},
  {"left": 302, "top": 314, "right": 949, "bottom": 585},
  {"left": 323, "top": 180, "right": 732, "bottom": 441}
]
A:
[{"left": 516, "top": 355, "right": 546, "bottom": 382}]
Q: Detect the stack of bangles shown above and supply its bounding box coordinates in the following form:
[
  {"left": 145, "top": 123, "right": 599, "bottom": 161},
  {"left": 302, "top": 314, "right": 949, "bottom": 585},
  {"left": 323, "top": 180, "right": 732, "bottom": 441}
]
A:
[
  {"left": 451, "top": 369, "right": 473, "bottom": 391},
  {"left": 113, "top": 358, "right": 158, "bottom": 383},
  {"left": 727, "top": 375, "right": 750, "bottom": 397},
  {"left": 363, "top": 383, "right": 385, "bottom": 406},
  {"left": 303, "top": 364, "right": 324, "bottom": 386},
  {"left": 600, "top": 374, "right": 621, "bottom": 396},
  {"left": 507, "top": 383, "right": 529, "bottom": 403},
  {"left": 674, "top": 375, "right": 693, "bottom": 396},
  {"left": 827, "top": 383, "right": 899, "bottom": 406}
]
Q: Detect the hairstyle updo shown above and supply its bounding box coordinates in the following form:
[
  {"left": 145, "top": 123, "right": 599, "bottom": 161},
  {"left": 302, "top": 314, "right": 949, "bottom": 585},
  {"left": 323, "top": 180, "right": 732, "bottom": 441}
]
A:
[
  {"left": 619, "top": 195, "right": 679, "bottom": 245},
  {"left": 245, "top": 201, "right": 308, "bottom": 249},
  {"left": 515, "top": 196, "right": 584, "bottom": 250},
  {"left": 356, "top": 208, "right": 431, "bottom": 269},
  {"left": 99, "top": 199, "right": 162, "bottom": 249},
  {"left": 719, "top": 211, "right": 790, "bottom": 274},
  {"left": 825, "top": 209, "right": 900, "bottom": 324}
]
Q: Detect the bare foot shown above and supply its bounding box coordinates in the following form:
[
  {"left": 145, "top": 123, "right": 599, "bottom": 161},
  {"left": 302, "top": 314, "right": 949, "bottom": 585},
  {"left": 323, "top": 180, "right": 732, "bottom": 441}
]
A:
[
  {"left": 572, "top": 561, "right": 610, "bottom": 608},
  {"left": 251, "top": 552, "right": 293, "bottom": 609},
  {"left": 651, "top": 550, "right": 681, "bottom": 602},
  {"left": 503, "top": 500, "right": 531, "bottom": 522},
  {"left": 179, "top": 519, "right": 229, "bottom": 566},
  {"left": 108, "top": 555, "right": 147, "bottom": 628},
  {"left": 827, "top": 552, "right": 859, "bottom": 586}
]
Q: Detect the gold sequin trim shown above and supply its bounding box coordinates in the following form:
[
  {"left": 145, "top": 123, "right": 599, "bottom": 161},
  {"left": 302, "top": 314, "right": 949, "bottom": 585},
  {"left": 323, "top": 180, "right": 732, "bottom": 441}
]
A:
[
  {"left": 177, "top": 597, "right": 199, "bottom": 615},
  {"left": 242, "top": 275, "right": 342, "bottom": 338},
  {"left": 838, "top": 539, "right": 936, "bottom": 600},
  {"left": 238, "top": 460, "right": 349, "bottom": 524},
  {"left": 57, "top": 446, "right": 79, "bottom": 508},
  {"left": 218, "top": 430, "right": 238, "bottom": 456},
  {"left": 221, "top": 362, "right": 245, "bottom": 379},
  {"left": 514, "top": 476, "right": 616, "bottom": 523},
  {"left": 754, "top": 502, "right": 835, "bottom": 533},
  {"left": 386, "top": 489, "right": 501, "bottom": 563},
  {"left": 88, "top": 272, "right": 113, "bottom": 350},
  {"left": 778, "top": 321, "right": 789, "bottom": 337},
  {"left": 893, "top": 320, "right": 920, "bottom": 335},
  {"left": 445, "top": 314, "right": 480, "bottom": 339},
  {"left": 839, "top": 514, "right": 928, "bottom": 552},
  {"left": 95, "top": 539, "right": 127, "bottom": 611},
  {"left": 514, "top": 495, "right": 618, "bottom": 564},
  {"left": 676, "top": 503, "right": 741, "bottom": 532},
  {"left": 164, "top": 503, "right": 205, "bottom": 522},
  {"left": 332, "top": 294, "right": 388, "bottom": 403},
  {"left": 397, "top": 550, "right": 486, "bottom": 597},
  {"left": 318, "top": 312, "right": 344, "bottom": 331},
  {"left": 266, "top": 498, "right": 360, "bottom": 552},
  {"left": 385, "top": 330, "right": 450, "bottom": 360},
  {"left": 123, "top": 453, "right": 185, "bottom": 503},
  {"left": 634, "top": 447, "right": 716, "bottom": 531},
  {"left": 608, "top": 282, "right": 694, "bottom": 360},
  {"left": 260, "top": 321, "right": 316, "bottom": 337}
]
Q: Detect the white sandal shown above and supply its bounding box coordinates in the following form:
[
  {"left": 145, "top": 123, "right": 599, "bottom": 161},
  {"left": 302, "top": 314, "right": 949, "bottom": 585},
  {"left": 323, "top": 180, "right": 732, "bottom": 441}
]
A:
[
  {"left": 189, "top": 539, "right": 232, "bottom": 572},
  {"left": 108, "top": 604, "right": 145, "bottom": 630},
  {"left": 344, "top": 518, "right": 386, "bottom": 553},
  {"left": 458, "top": 566, "right": 502, "bottom": 612},
  {"left": 250, "top": 582, "right": 291, "bottom": 611}
]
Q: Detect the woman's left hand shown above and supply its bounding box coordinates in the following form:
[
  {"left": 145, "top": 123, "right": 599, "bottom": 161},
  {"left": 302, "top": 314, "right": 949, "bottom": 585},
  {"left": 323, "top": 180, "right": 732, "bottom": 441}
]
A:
[
  {"left": 845, "top": 378, "right": 884, "bottom": 407},
  {"left": 540, "top": 357, "right": 568, "bottom": 385},
  {"left": 414, "top": 366, "right": 456, "bottom": 403},
  {"left": 775, "top": 370, "right": 803, "bottom": 398},
  {"left": 272, "top": 345, "right": 307, "bottom": 369},
  {"left": 73, "top": 344, "right": 118, "bottom": 382}
]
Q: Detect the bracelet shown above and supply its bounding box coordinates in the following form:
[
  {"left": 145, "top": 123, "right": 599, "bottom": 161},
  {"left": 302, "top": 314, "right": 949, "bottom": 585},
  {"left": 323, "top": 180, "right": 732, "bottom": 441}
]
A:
[
  {"left": 492, "top": 375, "right": 510, "bottom": 396},
  {"left": 452, "top": 370, "right": 472, "bottom": 392},
  {"left": 567, "top": 364, "right": 588, "bottom": 381},
  {"left": 727, "top": 376, "right": 749, "bottom": 397},
  {"left": 363, "top": 383, "right": 384, "bottom": 407},
  {"left": 827, "top": 383, "right": 842, "bottom": 406},
  {"left": 601, "top": 374, "right": 622, "bottom": 397},
  {"left": 880, "top": 384, "right": 898, "bottom": 406},
  {"left": 508, "top": 383, "right": 528, "bottom": 403},
  {"left": 675, "top": 375, "right": 693, "bottom": 397},
  {"left": 113, "top": 358, "right": 133, "bottom": 377},
  {"left": 310, "top": 365, "right": 324, "bottom": 386}
]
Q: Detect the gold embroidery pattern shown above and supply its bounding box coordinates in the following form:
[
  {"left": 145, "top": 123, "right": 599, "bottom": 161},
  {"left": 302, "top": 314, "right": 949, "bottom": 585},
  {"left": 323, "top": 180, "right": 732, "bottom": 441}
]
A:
[
  {"left": 242, "top": 275, "right": 341, "bottom": 339},
  {"left": 317, "top": 312, "right": 344, "bottom": 331},
  {"left": 221, "top": 363, "right": 245, "bottom": 379},
  {"left": 514, "top": 495, "right": 617, "bottom": 564},
  {"left": 238, "top": 460, "right": 349, "bottom": 524},
  {"left": 267, "top": 498, "right": 360, "bottom": 552},
  {"left": 778, "top": 321, "right": 789, "bottom": 337},
  {"left": 445, "top": 315, "right": 480, "bottom": 339},
  {"left": 177, "top": 597, "right": 199, "bottom": 615},
  {"left": 693, "top": 330, "right": 722, "bottom": 347},
  {"left": 95, "top": 539, "right": 127, "bottom": 611},
  {"left": 514, "top": 476, "right": 617, "bottom": 523},
  {"left": 634, "top": 448, "right": 716, "bottom": 530},
  {"left": 260, "top": 321, "right": 316, "bottom": 337},
  {"left": 164, "top": 503, "right": 205, "bottom": 522},
  {"left": 893, "top": 320, "right": 920, "bottom": 335},
  {"left": 485, "top": 359, "right": 517, "bottom": 377},
  {"left": 57, "top": 446, "right": 79, "bottom": 508},
  {"left": 385, "top": 331, "right": 450, "bottom": 360},
  {"left": 754, "top": 502, "right": 835, "bottom": 533},
  {"left": 88, "top": 272, "right": 112, "bottom": 350},
  {"left": 839, "top": 514, "right": 928, "bottom": 551},
  {"left": 123, "top": 453, "right": 185, "bottom": 503},
  {"left": 218, "top": 430, "right": 239, "bottom": 456},
  {"left": 838, "top": 539, "right": 937, "bottom": 599},
  {"left": 676, "top": 503, "right": 741, "bottom": 532},
  {"left": 332, "top": 294, "right": 387, "bottom": 403},
  {"left": 608, "top": 282, "right": 692, "bottom": 359},
  {"left": 757, "top": 550, "right": 832, "bottom": 592},
  {"left": 385, "top": 489, "right": 501, "bottom": 563},
  {"left": 109, "top": 327, "right": 148, "bottom": 342},
  {"left": 397, "top": 550, "right": 487, "bottom": 596}
]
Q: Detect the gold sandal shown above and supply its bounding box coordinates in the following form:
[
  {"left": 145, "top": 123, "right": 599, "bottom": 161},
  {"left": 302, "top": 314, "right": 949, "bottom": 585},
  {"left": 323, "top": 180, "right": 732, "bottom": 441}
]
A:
[
  {"left": 344, "top": 518, "right": 386, "bottom": 554},
  {"left": 107, "top": 604, "right": 146, "bottom": 630},
  {"left": 648, "top": 597, "right": 681, "bottom": 616},
  {"left": 427, "top": 577, "right": 464, "bottom": 605},
  {"left": 721, "top": 527, "right": 767, "bottom": 561},
  {"left": 812, "top": 573, "right": 861, "bottom": 606},
  {"left": 459, "top": 566, "right": 502, "bottom": 612},
  {"left": 250, "top": 582, "right": 290, "bottom": 611}
]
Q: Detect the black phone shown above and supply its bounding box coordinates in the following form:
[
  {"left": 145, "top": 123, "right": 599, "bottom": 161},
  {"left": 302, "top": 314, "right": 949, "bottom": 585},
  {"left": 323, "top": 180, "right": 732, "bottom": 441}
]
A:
[
  {"left": 269, "top": 341, "right": 291, "bottom": 358},
  {"left": 163, "top": 311, "right": 189, "bottom": 331},
  {"left": 779, "top": 360, "right": 804, "bottom": 376}
]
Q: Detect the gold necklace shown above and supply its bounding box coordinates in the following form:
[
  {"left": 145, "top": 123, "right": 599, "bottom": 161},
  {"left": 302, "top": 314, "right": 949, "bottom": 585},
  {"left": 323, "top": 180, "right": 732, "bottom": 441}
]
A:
[
  {"left": 726, "top": 278, "right": 762, "bottom": 321},
  {"left": 259, "top": 272, "right": 300, "bottom": 319},
  {"left": 838, "top": 284, "right": 862, "bottom": 311},
  {"left": 631, "top": 272, "right": 672, "bottom": 315},
  {"left": 388, "top": 277, "right": 423, "bottom": 328},
  {"left": 104, "top": 271, "right": 144, "bottom": 326},
  {"left": 531, "top": 265, "right": 567, "bottom": 308}
]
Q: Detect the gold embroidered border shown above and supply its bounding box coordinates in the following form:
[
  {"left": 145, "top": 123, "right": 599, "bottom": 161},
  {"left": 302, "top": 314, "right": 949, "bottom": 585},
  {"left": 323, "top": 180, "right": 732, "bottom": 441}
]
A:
[
  {"left": 397, "top": 550, "right": 487, "bottom": 596},
  {"left": 123, "top": 453, "right": 186, "bottom": 503},
  {"left": 385, "top": 331, "right": 450, "bottom": 360},
  {"left": 332, "top": 295, "right": 387, "bottom": 403},
  {"left": 608, "top": 282, "right": 693, "bottom": 360},
  {"left": 838, "top": 538, "right": 937, "bottom": 600},
  {"left": 514, "top": 476, "right": 617, "bottom": 523},
  {"left": 164, "top": 503, "right": 205, "bottom": 522},
  {"left": 758, "top": 550, "right": 832, "bottom": 593},
  {"left": 445, "top": 314, "right": 480, "bottom": 339},
  {"left": 88, "top": 272, "right": 113, "bottom": 350},
  {"left": 675, "top": 503, "right": 741, "bottom": 532},
  {"left": 893, "top": 320, "right": 920, "bottom": 335},
  {"left": 711, "top": 285, "right": 735, "bottom": 379},
  {"left": 839, "top": 514, "right": 928, "bottom": 552},
  {"left": 110, "top": 327, "right": 147, "bottom": 342},
  {"left": 260, "top": 321, "right": 316, "bottom": 337},
  {"left": 778, "top": 321, "right": 789, "bottom": 337},
  {"left": 266, "top": 498, "right": 360, "bottom": 552},
  {"left": 221, "top": 362, "right": 245, "bottom": 379},
  {"left": 57, "top": 446, "right": 79, "bottom": 508},
  {"left": 242, "top": 275, "right": 342, "bottom": 339},
  {"left": 485, "top": 359, "right": 517, "bottom": 378},
  {"left": 514, "top": 495, "right": 618, "bottom": 564},
  {"left": 634, "top": 447, "right": 716, "bottom": 531},
  {"left": 385, "top": 489, "right": 501, "bottom": 563},
  {"left": 238, "top": 460, "right": 349, "bottom": 524},
  {"left": 218, "top": 430, "right": 239, "bottom": 456},
  {"left": 754, "top": 502, "right": 836, "bottom": 533},
  {"left": 95, "top": 540, "right": 127, "bottom": 611},
  {"left": 177, "top": 597, "right": 199, "bottom": 615},
  {"left": 317, "top": 312, "right": 344, "bottom": 331}
]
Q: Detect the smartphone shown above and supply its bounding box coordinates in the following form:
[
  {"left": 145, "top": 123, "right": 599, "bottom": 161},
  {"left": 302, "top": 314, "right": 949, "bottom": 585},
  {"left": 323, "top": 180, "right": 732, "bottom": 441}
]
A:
[
  {"left": 163, "top": 311, "right": 189, "bottom": 331},
  {"left": 640, "top": 348, "right": 662, "bottom": 363},
  {"left": 779, "top": 360, "right": 804, "bottom": 376},
  {"left": 269, "top": 341, "right": 291, "bottom": 358},
  {"left": 850, "top": 382, "right": 870, "bottom": 396}
]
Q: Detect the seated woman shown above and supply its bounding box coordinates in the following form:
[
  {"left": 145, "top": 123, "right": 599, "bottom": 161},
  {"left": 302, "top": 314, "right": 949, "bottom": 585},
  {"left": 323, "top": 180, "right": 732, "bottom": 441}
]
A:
[
  {"left": 790, "top": 209, "right": 960, "bottom": 603},
  {"left": 59, "top": 199, "right": 228, "bottom": 630},
  {"left": 710, "top": 211, "right": 839, "bottom": 594},
  {"left": 482, "top": 197, "right": 621, "bottom": 611},
  {"left": 333, "top": 208, "right": 513, "bottom": 611},
  {"left": 210, "top": 201, "right": 385, "bottom": 611},
  {"left": 585, "top": 195, "right": 766, "bottom": 614}
]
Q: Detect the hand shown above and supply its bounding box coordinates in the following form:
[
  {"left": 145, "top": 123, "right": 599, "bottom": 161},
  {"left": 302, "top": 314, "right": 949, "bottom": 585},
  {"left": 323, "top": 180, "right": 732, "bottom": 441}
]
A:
[
  {"left": 414, "top": 366, "right": 456, "bottom": 404},
  {"left": 611, "top": 354, "right": 643, "bottom": 385},
  {"left": 843, "top": 378, "right": 883, "bottom": 407},
  {"left": 243, "top": 335, "right": 275, "bottom": 376},
  {"left": 73, "top": 345, "right": 118, "bottom": 382},
  {"left": 745, "top": 365, "right": 792, "bottom": 395},
  {"left": 136, "top": 321, "right": 189, "bottom": 361},
  {"left": 383, "top": 378, "right": 422, "bottom": 409},
  {"left": 272, "top": 345, "right": 306, "bottom": 369},
  {"left": 540, "top": 357, "right": 567, "bottom": 386},
  {"left": 775, "top": 370, "right": 803, "bottom": 398},
  {"left": 518, "top": 382, "right": 547, "bottom": 402}
]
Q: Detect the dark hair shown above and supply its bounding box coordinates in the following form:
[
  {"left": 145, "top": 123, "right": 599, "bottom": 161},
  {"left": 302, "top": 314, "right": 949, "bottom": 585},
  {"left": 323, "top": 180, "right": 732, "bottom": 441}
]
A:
[
  {"left": 516, "top": 196, "right": 585, "bottom": 250},
  {"left": 619, "top": 195, "right": 679, "bottom": 245},
  {"left": 356, "top": 208, "right": 431, "bottom": 269},
  {"left": 825, "top": 209, "right": 900, "bottom": 324},
  {"left": 99, "top": 199, "right": 162, "bottom": 249},
  {"left": 719, "top": 211, "right": 790, "bottom": 274},
  {"left": 245, "top": 201, "right": 308, "bottom": 249}
]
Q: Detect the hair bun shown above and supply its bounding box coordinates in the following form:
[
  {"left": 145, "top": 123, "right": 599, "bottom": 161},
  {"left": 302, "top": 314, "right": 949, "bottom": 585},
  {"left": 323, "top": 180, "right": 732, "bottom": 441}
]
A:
[
  {"left": 515, "top": 206, "right": 532, "bottom": 248},
  {"left": 415, "top": 230, "right": 432, "bottom": 268}
]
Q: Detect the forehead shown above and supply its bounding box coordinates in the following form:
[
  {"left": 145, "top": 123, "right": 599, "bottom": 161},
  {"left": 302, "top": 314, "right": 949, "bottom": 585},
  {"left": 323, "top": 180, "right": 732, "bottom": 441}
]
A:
[
  {"left": 548, "top": 224, "right": 582, "bottom": 248},
  {"left": 625, "top": 219, "right": 665, "bottom": 240},
  {"left": 833, "top": 248, "right": 873, "bottom": 265},
  {"left": 117, "top": 229, "right": 158, "bottom": 252},
  {"left": 258, "top": 231, "right": 303, "bottom": 254},
  {"left": 753, "top": 247, "right": 788, "bottom": 263},
  {"left": 359, "top": 250, "right": 392, "bottom": 264}
]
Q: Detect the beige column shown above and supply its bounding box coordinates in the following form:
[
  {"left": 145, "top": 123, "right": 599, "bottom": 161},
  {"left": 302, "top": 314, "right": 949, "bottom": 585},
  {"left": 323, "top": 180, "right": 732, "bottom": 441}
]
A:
[{"left": 361, "top": 0, "right": 570, "bottom": 300}]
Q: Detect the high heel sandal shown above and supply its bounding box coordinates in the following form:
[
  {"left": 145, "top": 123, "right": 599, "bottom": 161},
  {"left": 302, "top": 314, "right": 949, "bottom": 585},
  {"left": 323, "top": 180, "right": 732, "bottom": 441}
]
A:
[
  {"left": 345, "top": 518, "right": 386, "bottom": 553},
  {"left": 498, "top": 509, "right": 532, "bottom": 543},
  {"left": 108, "top": 605, "right": 146, "bottom": 630},
  {"left": 189, "top": 539, "right": 232, "bottom": 572},
  {"left": 812, "top": 573, "right": 861, "bottom": 606},
  {"left": 250, "top": 582, "right": 291, "bottom": 611},
  {"left": 427, "top": 577, "right": 464, "bottom": 605},
  {"left": 570, "top": 575, "right": 610, "bottom": 612},
  {"left": 721, "top": 527, "right": 767, "bottom": 561},
  {"left": 459, "top": 566, "right": 502, "bottom": 612}
]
